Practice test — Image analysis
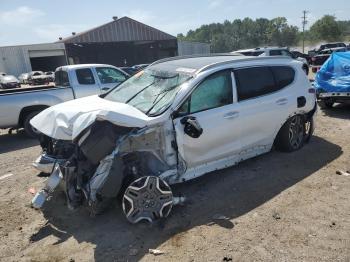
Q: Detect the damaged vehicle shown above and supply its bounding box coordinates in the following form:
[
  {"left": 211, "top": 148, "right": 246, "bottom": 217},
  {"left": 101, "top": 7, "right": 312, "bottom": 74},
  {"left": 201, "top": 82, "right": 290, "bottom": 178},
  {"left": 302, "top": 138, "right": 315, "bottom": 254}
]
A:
[{"left": 31, "top": 54, "right": 317, "bottom": 223}]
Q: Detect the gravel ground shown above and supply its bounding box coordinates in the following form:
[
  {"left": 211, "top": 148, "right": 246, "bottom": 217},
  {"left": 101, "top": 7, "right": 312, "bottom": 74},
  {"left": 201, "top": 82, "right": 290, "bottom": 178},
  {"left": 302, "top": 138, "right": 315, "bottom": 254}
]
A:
[{"left": 0, "top": 105, "right": 349, "bottom": 262}]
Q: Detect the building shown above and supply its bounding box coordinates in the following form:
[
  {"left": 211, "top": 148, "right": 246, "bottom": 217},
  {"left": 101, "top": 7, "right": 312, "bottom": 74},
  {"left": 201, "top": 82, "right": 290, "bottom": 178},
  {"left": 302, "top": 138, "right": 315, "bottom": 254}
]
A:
[
  {"left": 0, "top": 16, "right": 210, "bottom": 76},
  {"left": 0, "top": 43, "right": 67, "bottom": 77}
]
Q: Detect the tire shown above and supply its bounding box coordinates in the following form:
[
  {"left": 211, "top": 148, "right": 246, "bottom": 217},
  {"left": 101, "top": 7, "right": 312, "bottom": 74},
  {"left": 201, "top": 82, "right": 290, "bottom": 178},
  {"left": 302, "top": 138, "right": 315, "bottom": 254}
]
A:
[
  {"left": 318, "top": 99, "right": 334, "bottom": 109},
  {"left": 303, "top": 65, "right": 309, "bottom": 75},
  {"left": 275, "top": 115, "right": 305, "bottom": 152},
  {"left": 23, "top": 111, "right": 41, "bottom": 138}
]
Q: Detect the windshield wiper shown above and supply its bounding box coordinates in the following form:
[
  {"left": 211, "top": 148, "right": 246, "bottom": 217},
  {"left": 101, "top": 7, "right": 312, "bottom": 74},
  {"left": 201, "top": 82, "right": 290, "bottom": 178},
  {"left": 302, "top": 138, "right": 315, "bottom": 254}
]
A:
[{"left": 125, "top": 81, "right": 155, "bottom": 104}]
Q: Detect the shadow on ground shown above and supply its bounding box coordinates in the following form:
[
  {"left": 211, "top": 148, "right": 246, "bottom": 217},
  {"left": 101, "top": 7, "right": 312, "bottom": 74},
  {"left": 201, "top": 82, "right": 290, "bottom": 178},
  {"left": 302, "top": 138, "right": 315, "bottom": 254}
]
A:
[
  {"left": 0, "top": 129, "right": 38, "bottom": 154},
  {"left": 33, "top": 136, "right": 342, "bottom": 261},
  {"left": 320, "top": 103, "right": 350, "bottom": 120}
]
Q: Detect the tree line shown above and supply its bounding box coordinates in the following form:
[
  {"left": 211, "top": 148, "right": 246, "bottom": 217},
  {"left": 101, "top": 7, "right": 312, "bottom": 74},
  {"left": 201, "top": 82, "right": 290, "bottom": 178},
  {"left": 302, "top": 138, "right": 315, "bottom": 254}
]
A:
[{"left": 177, "top": 15, "right": 350, "bottom": 53}]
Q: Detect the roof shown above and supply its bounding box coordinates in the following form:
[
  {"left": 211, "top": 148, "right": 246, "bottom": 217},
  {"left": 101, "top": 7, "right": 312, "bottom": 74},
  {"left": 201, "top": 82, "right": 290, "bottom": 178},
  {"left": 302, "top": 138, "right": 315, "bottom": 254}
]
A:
[
  {"left": 149, "top": 54, "right": 294, "bottom": 74},
  {"left": 233, "top": 47, "right": 288, "bottom": 53},
  {"left": 57, "top": 16, "right": 176, "bottom": 44},
  {"left": 57, "top": 64, "right": 118, "bottom": 70}
]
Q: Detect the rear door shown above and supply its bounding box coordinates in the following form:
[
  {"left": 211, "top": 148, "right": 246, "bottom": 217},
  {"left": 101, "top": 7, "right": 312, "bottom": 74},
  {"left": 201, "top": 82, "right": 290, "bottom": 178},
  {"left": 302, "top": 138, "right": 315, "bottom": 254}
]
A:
[
  {"left": 173, "top": 69, "right": 241, "bottom": 168},
  {"left": 232, "top": 65, "right": 296, "bottom": 151},
  {"left": 72, "top": 68, "right": 101, "bottom": 98},
  {"left": 95, "top": 67, "right": 128, "bottom": 93}
]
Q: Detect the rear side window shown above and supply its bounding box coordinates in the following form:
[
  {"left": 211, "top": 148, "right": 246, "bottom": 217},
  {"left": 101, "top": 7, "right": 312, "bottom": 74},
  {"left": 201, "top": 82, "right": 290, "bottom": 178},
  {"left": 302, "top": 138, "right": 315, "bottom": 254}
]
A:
[
  {"left": 271, "top": 66, "right": 295, "bottom": 89},
  {"left": 55, "top": 71, "right": 69, "bottom": 87},
  {"left": 76, "top": 69, "right": 95, "bottom": 85},
  {"left": 234, "top": 66, "right": 294, "bottom": 101},
  {"left": 270, "top": 50, "right": 282, "bottom": 56}
]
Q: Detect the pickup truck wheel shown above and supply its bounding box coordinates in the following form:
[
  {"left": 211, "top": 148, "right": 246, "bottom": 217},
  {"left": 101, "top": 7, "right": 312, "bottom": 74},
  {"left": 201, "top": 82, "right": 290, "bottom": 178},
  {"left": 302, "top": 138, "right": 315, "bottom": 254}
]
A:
[
  {"left": 24, "top": 111, "right": 41, "bottom": 138},
  {"left": 122, "top": 176, "right": 173, "bottom": 224},
  {"left": 275, "top": 115, "right": 305, "bottom": 152}
]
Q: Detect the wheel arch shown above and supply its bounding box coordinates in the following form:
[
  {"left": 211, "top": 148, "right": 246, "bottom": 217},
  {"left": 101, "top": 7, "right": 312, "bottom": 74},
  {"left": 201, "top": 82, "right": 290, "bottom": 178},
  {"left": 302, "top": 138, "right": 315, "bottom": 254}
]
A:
[{"left": 18, "top": 105, "right": 49, "bottom": 127}]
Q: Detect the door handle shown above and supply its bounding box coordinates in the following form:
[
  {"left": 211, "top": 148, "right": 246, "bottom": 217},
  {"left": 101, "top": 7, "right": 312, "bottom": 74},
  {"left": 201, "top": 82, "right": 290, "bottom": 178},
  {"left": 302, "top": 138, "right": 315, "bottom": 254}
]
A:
[
  {"left": 223, "top": 111, "right": 239, "bottom": 119},
  {"left": 102, "top": 87, "right": 110, "bottom": 91},
  {"left": 276, "top": 98, "right": 288, "bottom": 105}
]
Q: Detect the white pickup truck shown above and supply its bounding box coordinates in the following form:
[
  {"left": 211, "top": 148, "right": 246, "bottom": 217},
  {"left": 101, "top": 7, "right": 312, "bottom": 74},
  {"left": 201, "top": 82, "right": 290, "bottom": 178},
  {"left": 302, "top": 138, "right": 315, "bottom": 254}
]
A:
[{"left": 0, "top": 64, "right": 128, "bottom": 137}]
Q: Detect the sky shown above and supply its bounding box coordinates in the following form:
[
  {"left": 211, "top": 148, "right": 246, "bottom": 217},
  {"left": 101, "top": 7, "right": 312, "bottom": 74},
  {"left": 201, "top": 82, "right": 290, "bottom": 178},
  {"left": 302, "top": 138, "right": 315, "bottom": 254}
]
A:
[{"left": 0, "top": 0, "right": 349, "bottom": 46}]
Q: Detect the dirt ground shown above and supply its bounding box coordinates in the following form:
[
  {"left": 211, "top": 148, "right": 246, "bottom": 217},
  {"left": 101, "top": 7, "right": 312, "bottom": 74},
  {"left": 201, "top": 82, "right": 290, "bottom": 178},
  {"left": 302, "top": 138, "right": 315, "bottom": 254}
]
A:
[{"left": 0, "top": 105, "right": 349, "bottom": 262}]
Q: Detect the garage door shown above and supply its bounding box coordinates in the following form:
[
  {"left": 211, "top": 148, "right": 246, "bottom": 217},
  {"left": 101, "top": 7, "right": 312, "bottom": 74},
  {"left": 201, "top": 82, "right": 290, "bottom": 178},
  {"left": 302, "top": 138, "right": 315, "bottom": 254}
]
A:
[{"left": 28, "top": 49, "right": 65, "bottom": 58}]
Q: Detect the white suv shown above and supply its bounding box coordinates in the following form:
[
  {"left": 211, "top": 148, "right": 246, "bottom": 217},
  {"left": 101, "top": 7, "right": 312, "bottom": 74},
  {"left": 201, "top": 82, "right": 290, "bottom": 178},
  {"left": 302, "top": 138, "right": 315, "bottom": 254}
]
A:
[
  {"left": 31, "top": 54, "right": 317, "bottom": 223},
  {"left": 233, "top": 47, "right": 310, "bottom": 75}
]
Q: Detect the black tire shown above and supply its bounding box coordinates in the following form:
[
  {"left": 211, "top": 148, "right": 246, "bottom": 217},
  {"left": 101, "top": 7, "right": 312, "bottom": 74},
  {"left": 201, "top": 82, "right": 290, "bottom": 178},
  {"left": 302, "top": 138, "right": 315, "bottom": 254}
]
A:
[
  {"left": 303, "top": 65, "right": 309, "bottom": 75},
  {"left": 318, "top": 99, "right": 334, "bottom": 109},
  {"left": 23, "top": 111, "right": 41, "bottom": 138},
  {"left": 275, "top": 115, "right": 305, "bottom": 152}
]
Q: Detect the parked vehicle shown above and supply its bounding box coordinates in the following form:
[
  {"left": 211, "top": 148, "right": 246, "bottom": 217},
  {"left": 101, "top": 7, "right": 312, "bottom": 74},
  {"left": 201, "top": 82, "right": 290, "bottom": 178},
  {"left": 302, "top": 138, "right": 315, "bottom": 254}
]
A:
[
  {"left": 0, "top": 64, "right": 129, "bottom": 137},
  {"left": 28, "top": 71, "right": 49, "bottom": 85},
  {"left": 0, "top": 75, "right": 21, "bottom": 89},
  {"left": 30, "top": 54, "right": 316, "bottom": 224},
  {"left": 44, "top": 71, "right": 55, "bottom": 82},
  {"left": 311, "top": 47, "right": 347, "bottom": 73},
  {"left": 315, "top": 51, "right": 350, "bottom": 109},
  {"left": 132, "top": 64, "right": 149, "bottom": 71},
  {"left": 308, "top": 42, "right": 347, "bottom": 57},
  {"left": 233, "top": 47, "right": 309, "bottom": 75},
  {"left": 120, "top": 67, "right": 138, "bottom": 75},
  {"left": 291, "top": 50, "right": 312, "bottom": 64},
  {"left": 18, "top": 73, "right": 30, "bottom": 84}
]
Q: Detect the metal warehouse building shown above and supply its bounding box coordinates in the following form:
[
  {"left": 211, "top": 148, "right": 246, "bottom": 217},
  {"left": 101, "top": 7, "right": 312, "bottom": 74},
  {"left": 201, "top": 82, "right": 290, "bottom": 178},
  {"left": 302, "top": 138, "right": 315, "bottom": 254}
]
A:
[{"left": 0, "top": 16, "right": 210, "bottom": 77}]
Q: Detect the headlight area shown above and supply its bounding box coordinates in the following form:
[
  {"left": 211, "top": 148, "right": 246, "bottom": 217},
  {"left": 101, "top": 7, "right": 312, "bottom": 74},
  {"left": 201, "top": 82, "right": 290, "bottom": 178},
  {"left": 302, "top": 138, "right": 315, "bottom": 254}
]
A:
[{"left": 31, "top": 120, "right": 174, "bottom": 216}]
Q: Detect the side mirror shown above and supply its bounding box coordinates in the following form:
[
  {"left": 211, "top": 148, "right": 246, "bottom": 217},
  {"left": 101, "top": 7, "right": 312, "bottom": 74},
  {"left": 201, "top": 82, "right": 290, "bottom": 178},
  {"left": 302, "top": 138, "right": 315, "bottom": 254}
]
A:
[{"left": 180, "top": 116, "right": 203, "bottom": 138}]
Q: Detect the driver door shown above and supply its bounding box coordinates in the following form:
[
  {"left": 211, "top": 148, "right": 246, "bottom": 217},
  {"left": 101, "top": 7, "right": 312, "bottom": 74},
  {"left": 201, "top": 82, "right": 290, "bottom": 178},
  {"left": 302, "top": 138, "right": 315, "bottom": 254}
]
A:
[{"left": 173, "top": 70, "right": 241, "bottom": 169}]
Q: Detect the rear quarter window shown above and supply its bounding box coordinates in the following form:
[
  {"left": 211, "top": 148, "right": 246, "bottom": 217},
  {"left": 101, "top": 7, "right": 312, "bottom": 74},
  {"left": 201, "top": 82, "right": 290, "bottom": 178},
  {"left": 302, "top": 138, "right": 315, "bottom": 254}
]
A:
[{"left": 55, "top": 71, "right": 69, "bottom": 87}]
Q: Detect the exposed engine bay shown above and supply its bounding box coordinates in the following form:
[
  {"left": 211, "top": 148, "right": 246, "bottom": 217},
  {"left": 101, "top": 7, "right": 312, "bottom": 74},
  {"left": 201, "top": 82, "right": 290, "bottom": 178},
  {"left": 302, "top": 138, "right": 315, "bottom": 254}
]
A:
[{"left": 32, "top": 120, "right": 183, "bottom": 223}]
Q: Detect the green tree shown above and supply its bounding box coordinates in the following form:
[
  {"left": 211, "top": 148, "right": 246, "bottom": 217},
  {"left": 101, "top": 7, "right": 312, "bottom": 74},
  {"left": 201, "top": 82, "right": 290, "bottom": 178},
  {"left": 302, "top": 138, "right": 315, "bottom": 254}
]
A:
[{"left": 309, "top": 15, "right": 343, "bottom": 42}]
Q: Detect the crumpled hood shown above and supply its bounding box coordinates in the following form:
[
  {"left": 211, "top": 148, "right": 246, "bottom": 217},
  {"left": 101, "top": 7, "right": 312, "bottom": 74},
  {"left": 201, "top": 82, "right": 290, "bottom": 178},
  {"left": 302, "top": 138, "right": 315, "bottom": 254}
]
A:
[{"left": 30, "top": 95, "right": 154, "bottom": 141}]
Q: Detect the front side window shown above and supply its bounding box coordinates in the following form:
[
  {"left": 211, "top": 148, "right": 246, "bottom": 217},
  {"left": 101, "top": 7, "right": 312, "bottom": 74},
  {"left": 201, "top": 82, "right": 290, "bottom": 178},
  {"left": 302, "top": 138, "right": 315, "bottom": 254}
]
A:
[
  {"left": 179, "top": 70, "right": 233, "bottom": 114},
  {"left": 105, "top": 69, "right": 192, "bottom": 116},
  {"left": 76, "top": 69, "right": 95, "bottom": 85},
  {"left": 96, "top": 67, "right": 126, "bottom": 84}
]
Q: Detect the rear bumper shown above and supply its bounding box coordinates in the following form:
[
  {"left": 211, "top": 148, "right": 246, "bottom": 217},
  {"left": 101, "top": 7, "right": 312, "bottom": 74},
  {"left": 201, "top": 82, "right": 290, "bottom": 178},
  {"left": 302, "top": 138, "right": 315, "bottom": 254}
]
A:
[{"left": 318, "top": 92, "right": 350, "bottom": 99}]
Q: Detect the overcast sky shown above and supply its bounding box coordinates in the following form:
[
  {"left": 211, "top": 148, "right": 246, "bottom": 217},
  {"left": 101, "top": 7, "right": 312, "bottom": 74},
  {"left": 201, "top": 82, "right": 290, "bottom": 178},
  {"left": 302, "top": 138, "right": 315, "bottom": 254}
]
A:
[{"left": 1, "top": 0, "right": 349, "bottom": 46}]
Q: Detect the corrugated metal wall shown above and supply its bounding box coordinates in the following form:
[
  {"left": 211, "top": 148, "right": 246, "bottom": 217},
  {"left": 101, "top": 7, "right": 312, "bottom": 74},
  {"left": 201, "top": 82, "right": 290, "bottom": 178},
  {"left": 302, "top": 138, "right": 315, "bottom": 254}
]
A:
[
  {"left": 61, "top": 17, "right": 176, "bottom": 44},
  {"left": 0, "top": 43, "right": 65, "bottom": 76},
  {"left": 178, "top": 41, "right": 211, "bottom": 56}
]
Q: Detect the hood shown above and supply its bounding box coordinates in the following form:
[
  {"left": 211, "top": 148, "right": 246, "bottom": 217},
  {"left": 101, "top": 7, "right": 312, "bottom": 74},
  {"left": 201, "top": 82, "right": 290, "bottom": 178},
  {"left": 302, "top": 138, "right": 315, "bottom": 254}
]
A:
[{"left": 30, "top": 95, "right": 154, "bottom": 141}]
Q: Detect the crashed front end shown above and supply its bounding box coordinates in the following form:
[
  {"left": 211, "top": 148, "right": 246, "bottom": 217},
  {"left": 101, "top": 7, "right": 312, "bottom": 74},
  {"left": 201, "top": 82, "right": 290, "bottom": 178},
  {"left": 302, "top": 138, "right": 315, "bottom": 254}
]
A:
[{"left": 32, "top": 119, "right": 178, "bottom": 217}]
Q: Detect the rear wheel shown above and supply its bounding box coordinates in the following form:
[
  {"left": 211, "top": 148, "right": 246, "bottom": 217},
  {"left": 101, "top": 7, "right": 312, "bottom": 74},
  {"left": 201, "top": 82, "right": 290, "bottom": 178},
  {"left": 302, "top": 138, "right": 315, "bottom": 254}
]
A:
[
  {"left": 23, "top": 111, "right": 41, "bottom": 138},
  {"left": 275, "top": 115, "right": 305, "bottom": 152}
]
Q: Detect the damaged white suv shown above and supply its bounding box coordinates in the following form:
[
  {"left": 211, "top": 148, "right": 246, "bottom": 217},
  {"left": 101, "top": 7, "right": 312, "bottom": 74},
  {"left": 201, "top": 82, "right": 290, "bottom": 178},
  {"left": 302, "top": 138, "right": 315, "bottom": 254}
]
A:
[{"left": 31, "top": 54, "right": 316, "bottom": 223}]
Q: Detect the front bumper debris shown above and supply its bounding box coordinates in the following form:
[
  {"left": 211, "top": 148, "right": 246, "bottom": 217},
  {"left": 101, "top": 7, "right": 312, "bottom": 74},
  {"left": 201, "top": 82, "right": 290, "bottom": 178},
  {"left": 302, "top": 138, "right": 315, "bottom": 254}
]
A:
[
  {"left": 32, "top": 153, "right": 65, "bottom": 174},
  {"left": 31, "top": 164, "right": 63, "bottom": 209}
]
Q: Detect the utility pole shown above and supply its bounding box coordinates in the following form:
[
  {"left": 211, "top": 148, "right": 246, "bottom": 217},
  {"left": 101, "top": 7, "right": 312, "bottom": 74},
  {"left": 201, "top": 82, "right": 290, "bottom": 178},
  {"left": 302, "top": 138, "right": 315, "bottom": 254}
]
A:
[{"left": 302, "top": 10, "right": 308, "bottom": 53}]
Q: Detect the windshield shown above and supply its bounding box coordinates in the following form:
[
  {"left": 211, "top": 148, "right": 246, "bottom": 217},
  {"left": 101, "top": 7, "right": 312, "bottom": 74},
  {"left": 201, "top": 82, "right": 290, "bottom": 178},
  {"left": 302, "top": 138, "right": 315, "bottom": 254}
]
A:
[{"left": 105, "top": 68, "right": 192, "bottom": 116}]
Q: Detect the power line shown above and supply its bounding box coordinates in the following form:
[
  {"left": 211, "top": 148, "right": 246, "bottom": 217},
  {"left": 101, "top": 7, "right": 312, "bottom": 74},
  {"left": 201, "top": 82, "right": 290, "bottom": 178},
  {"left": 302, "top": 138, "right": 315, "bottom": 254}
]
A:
[{"left": 302, "top": 10, "right": 309, "bottom": 53}]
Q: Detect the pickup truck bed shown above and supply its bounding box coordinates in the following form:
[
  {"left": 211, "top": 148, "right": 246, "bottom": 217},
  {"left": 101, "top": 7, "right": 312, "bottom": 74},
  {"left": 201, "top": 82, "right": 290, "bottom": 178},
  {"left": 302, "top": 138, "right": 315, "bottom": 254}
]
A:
[{"left": 0, "top": 85, "right": 75, "bottom": 136}]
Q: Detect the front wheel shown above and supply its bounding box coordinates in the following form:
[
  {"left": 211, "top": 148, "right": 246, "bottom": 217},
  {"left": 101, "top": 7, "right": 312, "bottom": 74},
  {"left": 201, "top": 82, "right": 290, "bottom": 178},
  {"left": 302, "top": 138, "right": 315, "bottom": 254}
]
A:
[
  {"left": 23, "top": 111, "right": 41, "bottom": 138},
  {"left": 275, "top": 115, "right": 305, "bottom": 152}
]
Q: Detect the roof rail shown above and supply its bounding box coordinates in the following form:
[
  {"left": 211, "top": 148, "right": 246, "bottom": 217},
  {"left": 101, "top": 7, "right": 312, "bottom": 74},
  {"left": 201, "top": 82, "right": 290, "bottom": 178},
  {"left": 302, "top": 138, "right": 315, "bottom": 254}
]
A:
[
  {"left": 197, "top": 56, "right": 294, "bottom": 74},
  {"left": 150, "top": 53, "right": 241, "bottom": 66}
]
